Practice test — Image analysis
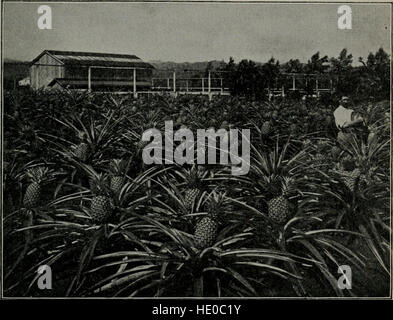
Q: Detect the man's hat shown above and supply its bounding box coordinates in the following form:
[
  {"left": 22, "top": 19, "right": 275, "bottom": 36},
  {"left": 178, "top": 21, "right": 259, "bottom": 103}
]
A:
[{"left": 340, "top": 96, "right": 349, "bottom": 102}]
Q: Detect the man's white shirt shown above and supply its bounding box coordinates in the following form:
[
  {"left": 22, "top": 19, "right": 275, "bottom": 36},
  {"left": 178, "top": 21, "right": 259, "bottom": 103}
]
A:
[{"left": 333, "top": 105, "right": 353, "bottom": 129}]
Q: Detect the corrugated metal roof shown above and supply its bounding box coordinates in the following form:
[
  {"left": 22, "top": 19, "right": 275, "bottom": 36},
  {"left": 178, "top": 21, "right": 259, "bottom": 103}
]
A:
[
  {"left": 31, "top": 50, "right": 154, "bottom": 69},
  {"left": 54, "top": 55, "right": 142, "bottom": 63}
]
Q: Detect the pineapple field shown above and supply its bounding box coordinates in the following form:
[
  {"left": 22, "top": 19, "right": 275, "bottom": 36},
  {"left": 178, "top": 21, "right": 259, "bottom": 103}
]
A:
[{"left": 3, "top": 89, "right": 391, "bottom": 297}]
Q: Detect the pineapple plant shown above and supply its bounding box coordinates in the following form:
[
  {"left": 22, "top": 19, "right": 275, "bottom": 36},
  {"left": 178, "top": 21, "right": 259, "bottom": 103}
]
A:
[
  {"left": 109, "top": 159, "right": 128, "bottom": 195},
  {"left": 194, "top": 193, "right": 225, "bottom": 249},
  {"left": 23, "top": 167, "right": 50, "bottom": 209},
  {"left": 90, "top": 174, "right": 113, "bottom": 224}
]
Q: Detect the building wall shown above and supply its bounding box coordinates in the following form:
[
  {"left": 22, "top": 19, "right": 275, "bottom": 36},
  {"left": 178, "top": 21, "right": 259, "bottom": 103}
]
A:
[
  {"left": 30, "top": 53, "right": 64, "bottom": 89},
  {"left": 64, "top": 65, "right": 153, "bottom": 82}
]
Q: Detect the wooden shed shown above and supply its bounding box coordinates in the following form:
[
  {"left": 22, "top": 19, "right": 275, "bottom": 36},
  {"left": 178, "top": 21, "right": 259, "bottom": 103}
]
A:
[{"left": 29, "top": 50, "right": 155, "bottom": 92}]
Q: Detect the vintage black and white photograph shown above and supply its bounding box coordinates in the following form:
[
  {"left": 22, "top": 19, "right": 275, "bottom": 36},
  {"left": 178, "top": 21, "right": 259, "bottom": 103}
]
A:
[{"left": 1, "top": 1, "right": 391, "bottom": 298}]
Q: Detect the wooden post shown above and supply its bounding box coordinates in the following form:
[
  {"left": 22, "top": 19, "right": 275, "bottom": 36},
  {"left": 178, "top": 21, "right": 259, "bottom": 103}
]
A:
[
  {"left": 330, "top": 79, "right": 333, "bottom": 93},
  {"left": 292, "top": 75, "right": 295, "bottom": 91},
  {"left": 208, "top": 72, "right": 211, "bottom": 93},
  {"left": 133, "top": 68, "right": 137, "bottom": 98},
  {"left": 202, "top": 78, "right": 204, "bottom": 92},
  {"left": 282, "top": 85, "right": 285, "bottom": 97},
  {"left": 167, "top": 78, "right": 170, "bottom": 90},
  {"left": 208, "top": 72, "right": 212, "bottom": 101},
  {"left": 173, "top": 71, "right": 176, "bottom": 93},
  {"left": 315, "top": 78, "right": 319, "bottom": 96},
  {"left": 88, "top": 66, "right": 91, "bottom": 92},
  {"left": 220, "top": 78, "right": 223, "bottom": 94}
]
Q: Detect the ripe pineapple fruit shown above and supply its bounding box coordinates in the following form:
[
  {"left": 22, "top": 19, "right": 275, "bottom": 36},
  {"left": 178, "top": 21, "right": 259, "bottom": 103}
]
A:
[
  {"left": 340, "top": 168, "right": 361, "bottom": 192},
  {"left": 331, "top": 146, "right": 341, "bottom": 159},
  {"left": 289, "top": 124, "right": 297, "bottom": 134},
  {"left": 184, "top": 188, "right": 200, "bottom": 211},
  {"left": 367, "top": 126, "right": 377, "bottom": 145},
  {"left": 74, "top": 143, "right": 89, "bottom": 162},
  {"left": 267, "top": 195, "right": 289, "bottom": 225},
  {"left": 337, "top": 131, "right": 348, "bottom": 145},
  {"left": 194, "top": 193, "right": 224, "bottom": 249},
  {"left": 90, "top": 174, "right": 113, "bottom": 224},
  {"left": 312, "top": 153, "right": 326, "bottom": 168},
  {"left": 23, "top": 167, "right": 50, "bottom": 209},
  {"left": 74, "top": 131, "right": 90, "bottom": 162},
  {"left": 261, "top": 121, "right": 272, "bottom": 136},
  {"left": 109, "top": 159, "right": 128, "bottom": 194}
]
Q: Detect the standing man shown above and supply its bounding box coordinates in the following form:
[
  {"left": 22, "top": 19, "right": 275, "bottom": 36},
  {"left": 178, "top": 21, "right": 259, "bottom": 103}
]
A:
[{"left": 333, "top": 96, "right": 367, "bottom": 143}]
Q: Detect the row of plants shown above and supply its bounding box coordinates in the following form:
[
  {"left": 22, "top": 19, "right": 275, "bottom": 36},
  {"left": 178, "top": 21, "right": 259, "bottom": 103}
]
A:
[{"left": 3, "top": 90, "right": 390, "bottom": 297}]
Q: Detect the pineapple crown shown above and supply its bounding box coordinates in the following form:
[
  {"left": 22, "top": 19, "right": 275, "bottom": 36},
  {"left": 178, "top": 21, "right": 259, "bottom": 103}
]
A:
[
  {"left": 262, "top": 175, "right": 294, "bottom": 200},
  {"left": 207, "top": 192, "right": 228, "bottom": 220},
  {"left": 25, "top": 166, "right": 51, "bottom": 184},
  {"left": 109, "top": 158, "right": 128, "bottom": 176},
  {"left": 88, "top": 171, "right": 111, "bottom": 196},
  {"left": 281, "top": 176, "right": 294, "bottom": 197},
  {"left": 77, "top": 130, "right": 88, "bottom": 142},
  {"left": 341, "top": 155, "right": 356, "bottom": 172},
  {"left": 185, "top": 166, "right": 204, "bottom": 188}
]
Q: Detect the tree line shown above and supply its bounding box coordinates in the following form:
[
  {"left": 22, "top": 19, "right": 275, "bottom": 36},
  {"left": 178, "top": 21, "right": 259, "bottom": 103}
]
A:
[{"left": 206, "top": 48, "right": 390, "bottom": 101}]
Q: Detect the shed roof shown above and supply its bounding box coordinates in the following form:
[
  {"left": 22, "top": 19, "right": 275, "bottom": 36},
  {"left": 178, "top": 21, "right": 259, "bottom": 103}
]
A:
[{"left": 31, "top": 50, "right": 154, "bottom": 69}]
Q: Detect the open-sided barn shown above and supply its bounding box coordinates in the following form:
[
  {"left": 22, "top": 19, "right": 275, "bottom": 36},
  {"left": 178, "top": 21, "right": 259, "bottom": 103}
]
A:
[{"left": 29, "top": 50, "right": 155, "bottom": 91}]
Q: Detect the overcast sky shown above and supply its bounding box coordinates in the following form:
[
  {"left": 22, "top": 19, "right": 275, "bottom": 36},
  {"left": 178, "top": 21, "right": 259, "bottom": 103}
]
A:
[{"left": 3, "top": 2, "right": 391, "bottom": 64}]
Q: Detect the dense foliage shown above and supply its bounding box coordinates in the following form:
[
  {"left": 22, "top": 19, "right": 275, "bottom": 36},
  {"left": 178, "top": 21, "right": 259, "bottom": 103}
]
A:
[
  {"left": 217, "top": 48, "right": 390, "bottom": 101},
  {"left": 3, "top": 89, "right": 390, "bottom": 297}
]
